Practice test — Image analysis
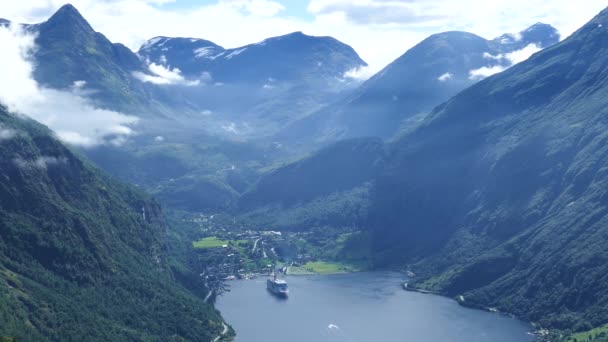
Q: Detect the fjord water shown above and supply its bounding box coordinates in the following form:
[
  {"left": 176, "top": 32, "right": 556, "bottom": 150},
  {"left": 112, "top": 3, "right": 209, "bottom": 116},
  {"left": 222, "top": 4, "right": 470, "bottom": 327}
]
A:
[{"left": 216, "top": 272, "right": 533, "bottom": 342}]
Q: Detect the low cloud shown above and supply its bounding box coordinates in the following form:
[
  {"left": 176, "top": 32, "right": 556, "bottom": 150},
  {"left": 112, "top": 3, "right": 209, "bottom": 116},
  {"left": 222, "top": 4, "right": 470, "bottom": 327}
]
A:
[
  {"left": 344, "top": 66, "right": 375, "bottom": 81},
  {"left": 437, "top": 72, "right": 453, "bottom": 82},
  {"left": 221, "top": 122, "right": 239, "bottom": 134},
  {"left": 0, "top": 24, "right": 138, "bottom": 148},
  {"left": 133, "top": 62, "right": 201, "bottom": 86},
  {"left": 469, "top": 65, "right": 507, "bottom": 79},
  {"left": 14, "top": 155, "right": 67, "bottom": 170},
  {"left": 0, "top": 124, "right": 17, "bottom": 141},
  {"left": 71, "top": 80, "right": 87, "bottom": 89},
  {"left": 504, "top": 43, "right": 542, "bottom": 64},
  {"left": 470, "top": 43, "right": 541, "bottom": 80}
]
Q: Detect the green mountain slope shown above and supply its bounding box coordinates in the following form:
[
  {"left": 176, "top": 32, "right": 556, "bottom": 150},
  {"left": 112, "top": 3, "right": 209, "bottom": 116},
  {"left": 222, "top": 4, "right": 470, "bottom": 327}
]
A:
[
  {"left": 239, "top": 138, "right": 384, "bottom": 230},
  {"left": 369, "top": 6, "right": 608, "bottom": 332},
  {"left": 0, "top": 106, "right": 228, "bottom": 341}
]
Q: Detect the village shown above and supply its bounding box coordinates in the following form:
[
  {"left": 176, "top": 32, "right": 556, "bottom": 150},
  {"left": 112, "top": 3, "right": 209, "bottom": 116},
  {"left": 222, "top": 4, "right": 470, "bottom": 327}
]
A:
[{"left": 180, "top": 212, "right": 349, "bottom": 298}]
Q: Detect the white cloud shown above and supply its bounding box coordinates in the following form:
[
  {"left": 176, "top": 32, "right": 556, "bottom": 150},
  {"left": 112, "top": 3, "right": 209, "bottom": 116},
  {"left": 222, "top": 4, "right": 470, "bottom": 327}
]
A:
[
  {"left": 221, "top": 122, "right": 239, "bottom": 134},
  {"left": 14, "top": 155, "right": 67, "bottom": 170},
  {"left": 133, "top": 62, "right": 201, "bottom": 86},
  {"left": 308, "top": 0, "right": 446, "bottom": 25},
  {"left": 470, "top": 43, "right": 541, "bottom": 80},
  {"left": 0, "top": 125, "right": 17, "bottom": 140},
  {"left": 437, "top": 72, "right": 453, "bottom": 82},
  {"left": 483, "top": 52, "right": 503, "bottom": 61},
  {"left": 505, "top": 43, "right": 542, "bottom": 64},
  {"left": 483, "top": 43, "right": 541, "bottom": 63},
  {"left": 469, "top": 65, "right": 506, "bottom": 80},
  {"left": 72, "top": 80, "right": 87, "bottom": 89},
  {"left": 154, "top": 135, "right": 165, "bottom": 142},
  {"left": 0, "top": 24, "right": 138, "bottom": 148},
  {"left": 221, "top": 0, "right": 286, "bottom": 17},
  {"left": 344, "top": 66, "right": 375, "bottom": 81}
]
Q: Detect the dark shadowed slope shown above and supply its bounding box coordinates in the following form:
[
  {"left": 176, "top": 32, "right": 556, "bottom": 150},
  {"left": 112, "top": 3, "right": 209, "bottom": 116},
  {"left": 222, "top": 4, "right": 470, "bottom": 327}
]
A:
[
  {"left": 238, "top": 138, "right": 385, "bottom": 230},
  {"left": 369, "top": 6, "right": 608, "bottom": 331}
]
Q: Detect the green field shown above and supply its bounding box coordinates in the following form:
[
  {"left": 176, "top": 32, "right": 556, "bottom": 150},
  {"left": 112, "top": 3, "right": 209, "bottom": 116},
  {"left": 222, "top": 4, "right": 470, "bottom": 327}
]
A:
[
  {"left": 285, "top": 266, "right": 314, "bottom": 275},
  {"left": 192, "top": 237, "right": 249, "bottom": 249},
  {"left": 569, "top": 324, "right": 608, "bottom": 341},
  {"left": 303, "top": 261, "right": 358, "bottom": 275},
  {"left": 192, "top": 237, "right": 229, "bottom": 249}
]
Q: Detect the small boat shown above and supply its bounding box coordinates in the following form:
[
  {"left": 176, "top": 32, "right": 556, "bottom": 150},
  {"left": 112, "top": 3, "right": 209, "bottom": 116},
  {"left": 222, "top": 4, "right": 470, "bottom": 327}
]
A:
[{"left": 267, "top": 273, "right": 289, "bottom": 297}]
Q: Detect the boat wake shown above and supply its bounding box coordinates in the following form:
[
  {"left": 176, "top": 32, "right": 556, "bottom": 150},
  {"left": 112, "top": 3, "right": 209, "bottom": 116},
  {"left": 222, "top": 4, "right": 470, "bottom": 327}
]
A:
[{"left": 326, "top": 323, "right": 359, "bottom": 342}]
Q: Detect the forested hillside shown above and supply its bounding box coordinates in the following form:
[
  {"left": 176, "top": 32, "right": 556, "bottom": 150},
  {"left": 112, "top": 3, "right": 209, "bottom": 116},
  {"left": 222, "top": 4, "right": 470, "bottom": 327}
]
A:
[
  {"left": 239, "top": 138, "right": 384, "bottom": 230},
  {"left": 0, "top": 106, "right": 229, "bottom": 341}
]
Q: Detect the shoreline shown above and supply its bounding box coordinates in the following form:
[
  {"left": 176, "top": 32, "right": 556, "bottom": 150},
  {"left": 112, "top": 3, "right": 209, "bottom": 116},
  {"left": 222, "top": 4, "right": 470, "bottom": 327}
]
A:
[{"left": 401, "top": 282, "right": 548, "bottom": 340}]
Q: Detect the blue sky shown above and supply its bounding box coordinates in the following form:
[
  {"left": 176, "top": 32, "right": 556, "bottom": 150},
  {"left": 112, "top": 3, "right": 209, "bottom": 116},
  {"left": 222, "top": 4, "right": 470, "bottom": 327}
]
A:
[{"left": 159, "top": 0, "right": 314, "bottom": 19}]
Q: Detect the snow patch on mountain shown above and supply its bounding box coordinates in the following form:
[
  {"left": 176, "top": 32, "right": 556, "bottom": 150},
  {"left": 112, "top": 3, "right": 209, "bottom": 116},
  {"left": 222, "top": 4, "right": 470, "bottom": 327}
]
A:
[
  {"left": 194, "top": 46, "right": 217, "bottom": 58},
  {"left": 225, "top": 48, "right": 247, "bottom": 59}
]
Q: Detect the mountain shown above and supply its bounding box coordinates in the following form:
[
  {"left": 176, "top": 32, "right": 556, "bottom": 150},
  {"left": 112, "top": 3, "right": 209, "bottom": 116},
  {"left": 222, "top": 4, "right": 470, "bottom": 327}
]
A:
[
  {"left": 26, "top": 4, "right": 160, "bottom": 114},
  {"left": 0, "top": 105, "right": 229, "bottom": 340},
  {"left": 368, "top": 6, "right": 608, "bottom": 333},
  {"left": 138, "top": 31, "right": 367, "bottom": 85},
  {"left": 137, "top": 31, "right": 368, "bottom": 138},
  {"left": 280, "top": 23, "right": 560, "bottom": 149}
]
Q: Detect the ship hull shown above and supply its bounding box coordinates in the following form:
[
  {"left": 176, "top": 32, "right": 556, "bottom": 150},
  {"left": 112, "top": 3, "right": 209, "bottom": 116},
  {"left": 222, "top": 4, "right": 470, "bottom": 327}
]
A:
[{"left": 267, "top": 279, "right": 289, "bottom": 297}]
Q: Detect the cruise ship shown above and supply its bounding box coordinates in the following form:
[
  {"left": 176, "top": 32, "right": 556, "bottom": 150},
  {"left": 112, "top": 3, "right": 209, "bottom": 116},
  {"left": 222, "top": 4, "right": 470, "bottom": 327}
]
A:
[{"left": 267, "top": 274, "right": 289, "bottom": 297}]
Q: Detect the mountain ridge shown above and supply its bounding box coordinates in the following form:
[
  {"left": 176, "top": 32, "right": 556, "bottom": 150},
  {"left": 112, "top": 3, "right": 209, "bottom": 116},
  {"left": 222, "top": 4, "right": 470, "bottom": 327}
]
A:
[
  {"left": 138, "top": 30, "right": 367, "bottom": 84},
  {"left": 277, "top": 22, "right": 560, "bottom": 151}
]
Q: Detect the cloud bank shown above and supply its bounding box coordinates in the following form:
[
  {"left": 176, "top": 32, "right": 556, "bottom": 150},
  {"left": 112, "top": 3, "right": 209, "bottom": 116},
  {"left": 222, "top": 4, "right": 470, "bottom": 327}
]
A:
[
  {"left": 133, "top": 62, "right": 201, "bottom": 86},
  {"left": 344, "top": 66, "right": 376, "bottom": 81},
  {"left": 469, "top": 43, "right": 542, "bottom": 79},
  {"left": 0, "top": 126, "right": 17, "bottom": 141},
  {"left": 14, "top": 155, "right": 68, "bottom": 170},
  {"left": 437, "top": 72, "right": 453, "bottom": 82},
  {"left": 0, "top": 24, "right": 138, "bottom": 147}
]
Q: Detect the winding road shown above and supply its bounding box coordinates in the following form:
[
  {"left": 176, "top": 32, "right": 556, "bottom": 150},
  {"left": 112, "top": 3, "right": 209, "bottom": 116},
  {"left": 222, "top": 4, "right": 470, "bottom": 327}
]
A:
[
  {"left": 204, "top": 290, "right": 213, "bottom": 303},
  {"left": 252, "top": 237, "right": 262, "bottom": 253},
  {"left": 212, "top": 323, "right": 229, "bottom": 342}
]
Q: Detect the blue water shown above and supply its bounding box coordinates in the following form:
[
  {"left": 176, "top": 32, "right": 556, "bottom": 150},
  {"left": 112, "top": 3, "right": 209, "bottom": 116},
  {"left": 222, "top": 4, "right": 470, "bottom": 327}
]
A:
[{"left": 216, "top": 271, "right": 534, "bottom": 342}]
